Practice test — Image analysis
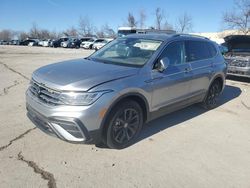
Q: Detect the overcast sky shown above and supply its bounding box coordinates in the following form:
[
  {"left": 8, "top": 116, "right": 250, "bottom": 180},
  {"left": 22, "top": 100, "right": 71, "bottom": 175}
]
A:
[{"left": 0, "top": 0, "right": 235, "bottom": 33}]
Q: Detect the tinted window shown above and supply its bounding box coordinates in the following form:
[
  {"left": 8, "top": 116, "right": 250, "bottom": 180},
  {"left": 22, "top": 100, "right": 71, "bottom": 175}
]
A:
[
  {"left": 208, "top": 43, "right": 217, "bottom": 57},
  {"left": 186, "top": 41, "right": 211, "bottom": 62},
  {"left": 160, "top": 41, "right": 185, "bottom": 65}
]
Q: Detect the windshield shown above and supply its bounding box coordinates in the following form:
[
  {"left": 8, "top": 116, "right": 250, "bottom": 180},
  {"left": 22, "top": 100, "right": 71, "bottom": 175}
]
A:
[{"left": 90, "top": 38, "right": 162, "bottom": 67}]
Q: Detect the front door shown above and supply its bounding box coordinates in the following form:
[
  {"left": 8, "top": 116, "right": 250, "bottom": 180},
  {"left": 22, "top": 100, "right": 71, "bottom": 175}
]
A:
[{"left": 151, "top": 41, "right": 193, "bottom": 110}]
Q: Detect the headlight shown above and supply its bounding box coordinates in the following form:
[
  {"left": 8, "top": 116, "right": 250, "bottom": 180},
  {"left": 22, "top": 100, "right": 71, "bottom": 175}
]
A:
[{"left": 58, "top": 90, "right": 112, "bottom": 105}]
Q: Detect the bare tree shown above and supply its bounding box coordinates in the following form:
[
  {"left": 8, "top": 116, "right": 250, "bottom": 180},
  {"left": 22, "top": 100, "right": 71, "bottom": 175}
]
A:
[
  {"left": 102, "top": 24, "right": 116, "bottom": 38},
  {"left": 0, "top": 29, "right": 13, "bottom": 41},
  {"left": 139, "top": 9, "right": 146, "bottom": 29},
  {"left": 163, "top": 21, "right": 174, "bottom": 30},
  {"left": 64, "top": 26, "right": 78, "bottom": 37},
  {"left": 39, "top": 29, "right": 52, "bottom": 39},
  {"left": 176, "top": 13, "right": 193, "bottom": 33},
  {"left": 127, "top": 12, "right": 137, "bottom": 27},
  {"left": 155, "top": 8, "right": 165, "bottom": 30},
  {"left": 29, "top": 22, "right": 40, "bottom": 38},
  {"left": 96, "top": 24, "right": 116, "bottom": 38},
  {"left": 78, "top": 16, "right": 95, "bottom": 37},
  {"left": 18, "top": 31, "right": 29, "bottom": 41},
  {"left": 49, "top": 31, "right": 62, "bottom": 39},
  {"left": 223, "top": 0, "right": 250, "bottom": 34},
  {"left": 96, "top": 29, "right": 105, "bottom": 38}
]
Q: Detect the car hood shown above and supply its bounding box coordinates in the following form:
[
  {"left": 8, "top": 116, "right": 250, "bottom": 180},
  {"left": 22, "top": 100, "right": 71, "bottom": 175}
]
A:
[
  {"left": 224, "top": 35, "right": 250, "bottom": 52},
  {"left": 32, "top": 58, "right": 139, "bottom": 91}
]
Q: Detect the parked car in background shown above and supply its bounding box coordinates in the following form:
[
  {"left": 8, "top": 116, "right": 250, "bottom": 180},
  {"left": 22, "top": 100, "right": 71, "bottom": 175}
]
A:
[
  {"left": 38, "top": 39, "right": 46, "bottom": 46},
  {"left": 20, "top": 39, "right": 39, "bottom": 46},
  {"left": 224, "top": 35, "right": 250, "bottom": 78},
  {"left": 26, "top": 34, "right": 227, "bottom": 149},
  {"left": 61, "top": 38, "right": 70, "bottom": 48},
  {"left": 80, "top": 38, "right": 96, "bottom": 49},
  {"left": 93, "top": 38, "right": 113, "bottom": 50},
  {"left": 42, "top": 39, "right": 51, "bottom": 47},
  {"left": 49, "top": 39, "right": 55, "bottom": 47},
  {"left": 0, "top": 40, "right": 9, "bottom": 45},
  {"left": 80, "top": 37, "right": 93, "bottom": 43},
  {"left": 61, "top": 38, "right": 81, "bottom": 48},
  {"left": 10, "top": 40, "right": 20, "bottom": 45},
  {"left": 51, "top": 37, "right": 69, "bottom": 48},
  {"left": 28, "top": 40, "right": 39, "bottom": 46},
  {"left": 68, "top": 38, "right": 81, "bottom": 48}
]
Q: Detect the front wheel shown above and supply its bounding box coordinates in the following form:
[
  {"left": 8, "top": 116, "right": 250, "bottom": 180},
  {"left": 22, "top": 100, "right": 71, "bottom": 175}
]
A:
[
  {"left": 202, "top": 80, "right": 222, "bottom": 109},
  {"left": 106, "top": 100, "right": 143, "bottom": 149}
]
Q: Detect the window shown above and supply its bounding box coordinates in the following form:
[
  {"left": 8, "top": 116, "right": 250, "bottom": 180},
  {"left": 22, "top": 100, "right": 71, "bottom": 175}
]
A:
[
  {"left": 208, "top": 43, "right": 217, "bottom": 57},
  {"left": 160, "top": 41, "right": 185, "bottom": 65},
  {"left": 186, "top": 41, "right": 211, "bottom": 62}
]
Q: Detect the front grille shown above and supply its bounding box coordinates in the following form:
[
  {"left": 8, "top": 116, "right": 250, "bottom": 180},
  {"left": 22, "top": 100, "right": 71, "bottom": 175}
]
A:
[
  {"left": 29, "top": 80, "right": 63, "bottom": 105},
  {"left": 225, "top": 58, "right": 249, "bottom": 67},
  {"left": 228, "top": 70, "right": 247, "bottom": 75}
]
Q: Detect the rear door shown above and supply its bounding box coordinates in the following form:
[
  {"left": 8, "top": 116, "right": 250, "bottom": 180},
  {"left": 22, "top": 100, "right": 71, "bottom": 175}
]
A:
[
  {"left": 185, "top": 40, "right": 215, "bottom": 97},
  {"left": 151, "top": 41, "right": 193, "bottom": 110}
]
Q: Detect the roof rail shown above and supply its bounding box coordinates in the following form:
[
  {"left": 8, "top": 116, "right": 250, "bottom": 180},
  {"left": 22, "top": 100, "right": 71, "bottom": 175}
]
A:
[{"left": 173, "top": 34, "right": 209, "bottom": 40}]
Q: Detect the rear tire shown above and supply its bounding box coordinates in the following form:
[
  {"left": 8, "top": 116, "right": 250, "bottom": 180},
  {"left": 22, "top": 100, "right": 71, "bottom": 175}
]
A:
[
  {"left": 202, "top": 80, "right": 222, "bottom": 109},
  {"left": 106, "top": 100, "right": 143, "bottom": 149}
]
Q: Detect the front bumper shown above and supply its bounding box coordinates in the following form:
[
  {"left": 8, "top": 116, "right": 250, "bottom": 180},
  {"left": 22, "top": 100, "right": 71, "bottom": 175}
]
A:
[
  {"left": 227, "top": 66, "right": 250, "bottom": 78},
  {"left": 25, "top": 90, "right": 107, "bottom": 143}
]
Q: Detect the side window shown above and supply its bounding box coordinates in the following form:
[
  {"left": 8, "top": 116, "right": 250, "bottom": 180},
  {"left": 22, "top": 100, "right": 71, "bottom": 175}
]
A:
[
  {"left": 208, "top": 42, "right": 217, "bottom": 57},
  {"left": 186, "top": 41, "right": 211, "bottom": 62},
  {"left": 159, "top": 41, "right": 185, "bottom": 65}
]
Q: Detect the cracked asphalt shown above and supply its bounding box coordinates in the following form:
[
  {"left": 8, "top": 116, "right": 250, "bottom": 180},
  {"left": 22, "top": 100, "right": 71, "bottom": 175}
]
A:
[{"left": 0, "top": 45, "right": 250, "bottom": 188}]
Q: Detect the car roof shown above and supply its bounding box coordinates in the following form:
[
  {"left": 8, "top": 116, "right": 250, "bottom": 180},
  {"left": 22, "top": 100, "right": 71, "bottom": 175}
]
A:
[
  {"left": 125, "top": 33, "right": 210, "bottom": 42},
  {"left": 125, "top": 34, "right": 172, "bottom": 41}
]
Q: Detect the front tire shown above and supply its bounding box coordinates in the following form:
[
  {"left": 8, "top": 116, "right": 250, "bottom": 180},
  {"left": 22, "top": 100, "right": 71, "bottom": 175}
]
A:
[
  {"left": 106, "top": 100, "right": 143, "bottom": 149},
  {"left": 202, "top": 80, "right": 222, "bottom": 109}
]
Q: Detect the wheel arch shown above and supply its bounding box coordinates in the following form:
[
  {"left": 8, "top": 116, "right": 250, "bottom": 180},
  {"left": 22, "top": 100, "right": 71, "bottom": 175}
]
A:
[
  {"left": 209, "top": 74, "right": 225, "bottom": 92},
  {"left": 100, "top": 92, "right": 150, "bottom": 142}
]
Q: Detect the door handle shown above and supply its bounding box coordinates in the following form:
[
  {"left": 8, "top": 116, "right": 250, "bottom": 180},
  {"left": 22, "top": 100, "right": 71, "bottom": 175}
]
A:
[{"left": 184, "top": 67, "right": 191, "bottom": 73}]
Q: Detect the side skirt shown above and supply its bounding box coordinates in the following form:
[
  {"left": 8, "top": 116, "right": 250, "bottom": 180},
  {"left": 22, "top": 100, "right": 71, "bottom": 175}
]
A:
[{"left": 147, "top": 92, "right": 206, "bottom": 122}]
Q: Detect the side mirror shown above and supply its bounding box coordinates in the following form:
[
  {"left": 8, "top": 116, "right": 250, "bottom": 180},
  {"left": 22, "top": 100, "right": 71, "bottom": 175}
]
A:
[{"left": 155, "top": 57, "right": 170, "bottom": 72}]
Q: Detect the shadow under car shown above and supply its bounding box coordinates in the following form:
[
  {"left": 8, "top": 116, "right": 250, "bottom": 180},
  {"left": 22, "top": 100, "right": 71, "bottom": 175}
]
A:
[{"left": 136, "top": 84, "right": 242, "bottom": 144}]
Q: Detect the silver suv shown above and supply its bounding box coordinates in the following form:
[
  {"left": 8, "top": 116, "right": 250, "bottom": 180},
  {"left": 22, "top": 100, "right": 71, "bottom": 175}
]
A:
[
  {"left": 26, "top": 34, "right": 227, "bottom": 149},
  {"left": 224, "top": 35, "right": 250, "bottom": 78}
]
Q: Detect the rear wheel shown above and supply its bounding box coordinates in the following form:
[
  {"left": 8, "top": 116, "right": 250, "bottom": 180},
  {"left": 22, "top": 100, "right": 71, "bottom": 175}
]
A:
[
  {"left": 202, "top": 80, "right": 221, "bottom": 109},
  {"left": 106, "top": 100, "right": 143, "bottom": 149}
]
